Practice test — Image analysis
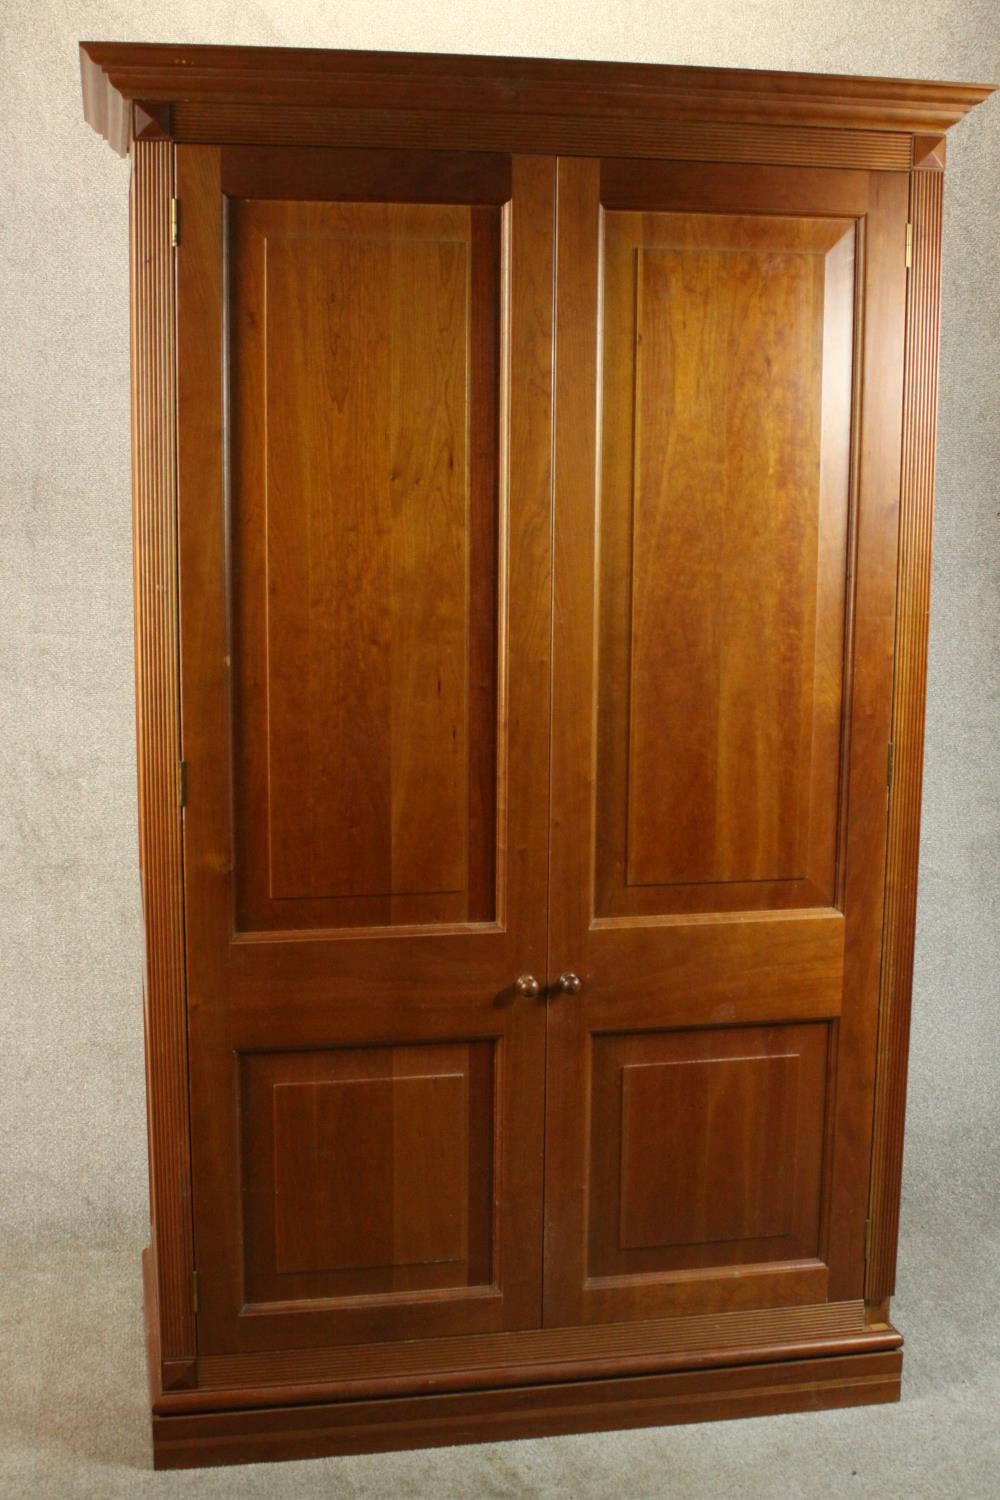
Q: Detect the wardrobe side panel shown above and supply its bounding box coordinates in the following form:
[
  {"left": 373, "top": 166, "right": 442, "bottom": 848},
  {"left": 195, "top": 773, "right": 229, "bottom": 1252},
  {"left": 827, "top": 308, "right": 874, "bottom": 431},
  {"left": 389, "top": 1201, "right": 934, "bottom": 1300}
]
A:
[{"left": 130, "top": 138, "right": 196, "bottom": 1374}]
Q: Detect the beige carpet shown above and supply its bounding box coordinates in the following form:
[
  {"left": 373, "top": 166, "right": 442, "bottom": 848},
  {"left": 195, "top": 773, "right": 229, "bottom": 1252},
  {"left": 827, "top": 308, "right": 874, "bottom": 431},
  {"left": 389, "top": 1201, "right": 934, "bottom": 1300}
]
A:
[{"left": 2, "top": 1198, "right": 997, "bottom": 1499}]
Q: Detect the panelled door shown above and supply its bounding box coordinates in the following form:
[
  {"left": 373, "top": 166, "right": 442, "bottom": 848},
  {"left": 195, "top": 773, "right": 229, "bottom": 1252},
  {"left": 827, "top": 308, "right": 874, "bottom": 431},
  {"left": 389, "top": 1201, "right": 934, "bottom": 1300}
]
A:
[
  {"left": 177, "top": 145, "right": 555, "bottom": 1354},
  {"left": 178, "top": 141, "right": 908, "bottom": 1358},
  {"left": 544, "top": 158, "right": 907, "bottom": 1326}
]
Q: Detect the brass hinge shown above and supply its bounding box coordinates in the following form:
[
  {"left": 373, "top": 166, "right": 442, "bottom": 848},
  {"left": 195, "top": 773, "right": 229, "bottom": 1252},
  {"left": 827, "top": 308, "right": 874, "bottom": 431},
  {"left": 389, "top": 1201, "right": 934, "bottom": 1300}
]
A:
[
  {"left": 178, "top": 759, "right": 188, "bottom": 809},
  {"left": 191, "top": 1270, "right": 199, "bottom": 1315},
  {"left": 887, "top": 742, "right": 895, "bottom": 790},
  {"left": 170, "top": 197, "right": 180, "bottom": 248},
  {"left": 905, "top": 221, "right": 913, "bottom": 270},
  {"left": 864, "top": 1217, "right": 873, "bottom": 1265}
]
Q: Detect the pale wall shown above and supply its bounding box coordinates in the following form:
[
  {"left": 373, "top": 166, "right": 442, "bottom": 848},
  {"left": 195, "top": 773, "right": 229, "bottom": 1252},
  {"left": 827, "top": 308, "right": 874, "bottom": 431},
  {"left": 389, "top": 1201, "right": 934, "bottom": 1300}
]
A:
[{"left": 1, "top": 2, "right": 997, "bottom": 1292}]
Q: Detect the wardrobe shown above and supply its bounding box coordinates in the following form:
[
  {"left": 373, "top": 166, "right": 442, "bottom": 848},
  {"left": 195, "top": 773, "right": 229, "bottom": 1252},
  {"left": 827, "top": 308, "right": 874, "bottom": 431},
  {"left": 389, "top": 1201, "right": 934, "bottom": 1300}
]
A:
[{"left": 80, "top": 42, "right": 994, "bottom": 1469}]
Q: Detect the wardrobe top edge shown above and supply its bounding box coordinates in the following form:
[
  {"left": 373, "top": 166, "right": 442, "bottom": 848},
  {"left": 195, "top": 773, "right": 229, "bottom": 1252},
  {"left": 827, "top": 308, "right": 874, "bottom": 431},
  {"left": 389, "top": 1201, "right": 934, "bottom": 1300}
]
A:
[{"left": 79, "top": 39, "right": 996, "bottom": 158}]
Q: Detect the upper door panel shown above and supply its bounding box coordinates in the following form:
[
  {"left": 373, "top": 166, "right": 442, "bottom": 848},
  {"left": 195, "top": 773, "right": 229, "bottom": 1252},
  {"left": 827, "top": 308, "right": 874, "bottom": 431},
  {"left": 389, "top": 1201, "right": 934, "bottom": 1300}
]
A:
[
  {"left": 596, "top": 206, "right": 856, "bottom": 917},
  {"left": 229, "top": 181, "right": 503, "bottom": 934}
]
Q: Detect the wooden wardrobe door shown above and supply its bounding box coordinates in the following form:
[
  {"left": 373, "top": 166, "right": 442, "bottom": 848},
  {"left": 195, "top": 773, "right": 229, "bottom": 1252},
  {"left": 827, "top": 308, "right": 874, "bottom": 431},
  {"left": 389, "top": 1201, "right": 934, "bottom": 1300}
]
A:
[
  {"left": 177, "top": 146, "right": 555, "bottom": 1355},
  {"left": 545, "top": 159, "right": 907, "bottom": 1326}
]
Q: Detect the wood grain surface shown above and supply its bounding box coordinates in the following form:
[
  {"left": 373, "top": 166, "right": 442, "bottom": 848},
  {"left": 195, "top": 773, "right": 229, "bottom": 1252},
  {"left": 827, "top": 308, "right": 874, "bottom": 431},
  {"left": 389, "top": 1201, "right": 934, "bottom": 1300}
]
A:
[
  {"left": 80, "top": 41, "right": 995, "bottom": 156},
  {"left": 177, "top": 145, "right": 554, "bottom": 1357},
  {"left": 94, "top": 41, "right": 994, "bottom": 1469},
  {"left": 149, "top": 1350, "right": 903, "bottom": 1468},
  {"left": 867, "top": 167, "right": 945, "bottom": 1303},
  {"left": 130, "top": 138, "right": 195, "bottom": 1374},
  {"left": 229, "top": 195, "right": 498, "bottom": 930},
  {"left": 544, "top": 156, "right": 907, "bottom": 1330}
]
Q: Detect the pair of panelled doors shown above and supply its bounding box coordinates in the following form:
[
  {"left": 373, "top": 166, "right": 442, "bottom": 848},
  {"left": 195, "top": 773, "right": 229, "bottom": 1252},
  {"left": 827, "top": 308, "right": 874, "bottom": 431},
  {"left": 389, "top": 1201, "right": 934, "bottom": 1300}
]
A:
[{"left": 176, "top": 142, "right": 906, "bottom": 1359}]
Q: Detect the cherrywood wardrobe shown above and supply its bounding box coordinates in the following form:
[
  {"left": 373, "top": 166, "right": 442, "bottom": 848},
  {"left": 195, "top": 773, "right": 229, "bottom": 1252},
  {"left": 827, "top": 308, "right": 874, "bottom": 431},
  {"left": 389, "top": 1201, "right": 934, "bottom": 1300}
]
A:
[{"left": 80, "top": 42, "right": 993, "bottom": 1469}]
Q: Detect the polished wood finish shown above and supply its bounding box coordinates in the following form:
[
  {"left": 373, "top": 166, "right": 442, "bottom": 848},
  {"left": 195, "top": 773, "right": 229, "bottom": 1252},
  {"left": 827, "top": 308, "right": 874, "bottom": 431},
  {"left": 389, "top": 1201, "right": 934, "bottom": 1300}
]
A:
[
  {"left": 868, "top": 166, "right": 945, "bottom": 1303},
  {"left": 544, "top": 156, "right": 907, "bottom": 1330},
  {"left": 174, "top": 105, "right": 921, "bottom": 171},
  {"left": 82, "top": 41, "right": 994, "bottom": 1471},
  {"left": 592, "top": 1025, "right": 829, "bottom": 1274},
  {"left": 221, "top": 144, "right": 511, "bottom": 203},
  {"left": 184, "top": 1298, "right": 898, "bottom": 1404},
  {"left": 80, "top": 42, "right": 995, "bottom": 157},
  {"left": 912, "top": 134, "right": 947, "bottom": 169},
  {"left": 178, "top": 145, "right": 554, "bottom": 1355},
  {"left": 129, "top": 140, "right": 195, "bottom": 1377},
  {"left": 149, "top": 1350, "right": 903, "bottom": 1469},
  {"left": 241, "top": 1043, "right": 492, "bottom": 1299},
  {"left": 230, "top": 189, "right": 500, "bottom": 930},
  {"left": 594, "top": 193, "right": 854, "bottom": 914}
]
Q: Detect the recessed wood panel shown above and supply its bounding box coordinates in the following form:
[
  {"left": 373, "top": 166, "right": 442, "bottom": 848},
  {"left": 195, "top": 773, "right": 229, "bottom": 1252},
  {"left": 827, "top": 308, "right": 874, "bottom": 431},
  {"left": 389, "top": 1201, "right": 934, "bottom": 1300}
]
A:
[
  {"left": 588, "top": 1023, "right": 830, "bottom": 1279},
  {"left": 596, "top": 211, "right": 855, "bottom": 916},
  {"left": 619, "top": 1056, "right": 798, "bottom": 1250},
  {"left": 230, "top": 198, "right": 501, "bottom": 932},
  {"left": 626, "top": 242, "right": 818, "bottom": 887},
  {"left": 241, "top": 1042, "right": 494, "bottom": 1307},
  {"left": 272, "top": 1074, "right": 467, "bottom": 1274}
]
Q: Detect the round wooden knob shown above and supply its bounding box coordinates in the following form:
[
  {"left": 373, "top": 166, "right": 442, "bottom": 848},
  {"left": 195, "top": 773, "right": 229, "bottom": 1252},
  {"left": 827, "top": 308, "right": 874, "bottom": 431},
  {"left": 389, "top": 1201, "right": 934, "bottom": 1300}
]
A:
[
  {"left": 558, "top": 971, "right": 583, "bottom": 995},
  {"left": 514, "top": 974, "right": 540, "bottom": 998}
]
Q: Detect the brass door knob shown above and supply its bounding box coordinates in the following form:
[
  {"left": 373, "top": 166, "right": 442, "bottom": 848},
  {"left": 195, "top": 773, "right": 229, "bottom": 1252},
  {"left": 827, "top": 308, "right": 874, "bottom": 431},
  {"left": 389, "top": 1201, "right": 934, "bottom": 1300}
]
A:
[
  {"left": 514, "top": 974, "right": 540, "bottom": 999},
  {"left": 558, "top": 971, "right": 583, "bottom": 995}
]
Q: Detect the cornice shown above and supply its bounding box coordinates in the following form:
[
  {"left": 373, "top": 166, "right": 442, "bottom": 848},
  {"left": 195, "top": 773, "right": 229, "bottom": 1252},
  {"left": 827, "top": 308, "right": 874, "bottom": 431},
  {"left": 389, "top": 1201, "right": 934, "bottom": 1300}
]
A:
[{"left": 80, "top": 42, "right": 996, "bottom": 157}]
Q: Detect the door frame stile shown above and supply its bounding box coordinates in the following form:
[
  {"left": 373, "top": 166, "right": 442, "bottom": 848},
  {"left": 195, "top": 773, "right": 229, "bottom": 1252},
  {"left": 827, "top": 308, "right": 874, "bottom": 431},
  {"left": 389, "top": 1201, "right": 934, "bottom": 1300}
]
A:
[
  {"left": 867, "top": 154, "right": 946, "bottom": 1304},
  {"left": 131, "top": 136, "right": 197, "bottom": 1390},
  {"left": 544, "top": 155, "right": 602, "bottom": 1326},
  {"left": 173, "top": 144, "right": 232, "bottom": 1358},
  {"left": 825, "top": 169, "right": 910, "bottom": 1301}
]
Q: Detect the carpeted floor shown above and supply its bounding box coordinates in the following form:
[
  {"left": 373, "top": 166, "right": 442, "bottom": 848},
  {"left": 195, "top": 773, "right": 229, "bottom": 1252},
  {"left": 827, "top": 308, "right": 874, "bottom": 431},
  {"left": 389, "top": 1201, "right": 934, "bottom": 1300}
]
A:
[{"left": 3, "top": 1198, "right": 997, "bottom": 1499}]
